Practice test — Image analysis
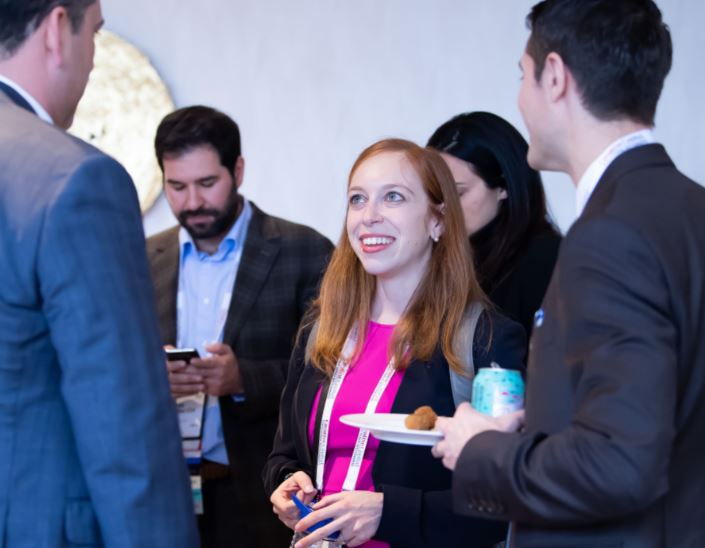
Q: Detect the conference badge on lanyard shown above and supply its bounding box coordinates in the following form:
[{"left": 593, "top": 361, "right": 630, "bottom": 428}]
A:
[{"left": 176, "top": 287, "right": 233, "bottom": 514}]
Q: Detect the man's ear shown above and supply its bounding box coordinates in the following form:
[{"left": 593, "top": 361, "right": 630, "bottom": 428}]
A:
[
  {"left": 234, "top": 156, "right": 245, "bottom": 189},
  {"left": 542, "top": 52, "right": 568, "bottom": 104},
  {"left": 43, "top": 6, "right": 72, "bottom": 69}
]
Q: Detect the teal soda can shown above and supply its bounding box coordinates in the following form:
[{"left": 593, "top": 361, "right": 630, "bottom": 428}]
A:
[{"left": 471, "top": 362, "right": 524, "bottom": 417}]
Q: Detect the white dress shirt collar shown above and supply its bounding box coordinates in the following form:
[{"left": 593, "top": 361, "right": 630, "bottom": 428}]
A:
[{"left": 0, "top": 74, "right": 54, "bottom": 125}]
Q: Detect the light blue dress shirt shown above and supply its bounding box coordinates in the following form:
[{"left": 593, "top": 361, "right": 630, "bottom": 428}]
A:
[{"left": 178, "top": 200, "right": 252, "bottom": 465}]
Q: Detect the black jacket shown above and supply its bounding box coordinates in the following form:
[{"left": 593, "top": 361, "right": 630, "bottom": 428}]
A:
[
  {"left": 453, "top": 145, "right": 705, "bottom": 547},
  {"left": 484, "top": 230, "right": 561, "bottom": 339},
  {"left": 471, "top": 217, "right": 561, "bottom": 340},
  {"left": 264, "top": 310, "right": 526, "bottom": 548}
]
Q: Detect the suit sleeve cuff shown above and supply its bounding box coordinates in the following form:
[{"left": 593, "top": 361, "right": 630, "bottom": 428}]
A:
[{"left": 452, "top": 430, "right": 515, "bottom": 519}]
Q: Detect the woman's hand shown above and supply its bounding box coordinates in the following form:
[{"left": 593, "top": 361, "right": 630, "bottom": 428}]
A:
[
  {"left": 270, "top": 471, "right": 317, "bottom": 530},
  {"left": 294, "top": 490, "right": 383, "bottom": 547}
]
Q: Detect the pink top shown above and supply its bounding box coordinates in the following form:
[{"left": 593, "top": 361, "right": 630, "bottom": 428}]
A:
[{"left": 308, "top": 322, "right": 404, "bottom": 548}]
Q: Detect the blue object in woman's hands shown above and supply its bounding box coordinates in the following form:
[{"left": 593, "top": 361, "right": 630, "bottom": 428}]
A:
[{"left": 291, "top": 494, "right": 340, "bottom": 540}]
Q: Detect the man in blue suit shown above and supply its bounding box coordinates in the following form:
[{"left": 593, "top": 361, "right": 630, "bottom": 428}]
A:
[{"left": 0, "top": 1, "right": 199, "bottom": 546}]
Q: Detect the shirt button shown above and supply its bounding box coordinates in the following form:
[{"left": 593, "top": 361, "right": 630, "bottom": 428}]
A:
[{"left": 203, "top": 297, "right": 210, "bottom": 305}]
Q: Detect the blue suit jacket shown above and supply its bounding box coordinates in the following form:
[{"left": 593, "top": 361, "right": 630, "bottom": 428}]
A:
[{"left": 0, "top": 86, "right": 199, "bottom": 546}]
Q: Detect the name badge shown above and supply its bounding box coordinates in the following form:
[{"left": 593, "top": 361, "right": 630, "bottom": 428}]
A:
[{"left": 178, "top": 393, "right": 206, "bottom": 464}]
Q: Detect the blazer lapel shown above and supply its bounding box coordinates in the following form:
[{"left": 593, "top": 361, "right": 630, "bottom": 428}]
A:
[
  {"left": 222, "top": 204, "right": 280, "bottom": 344},
  {"left": 302, "top": 367, "right": 329, "bottom": 470},
  {"left": 149, "top": 228, "right": 179, "bottom": 345}
]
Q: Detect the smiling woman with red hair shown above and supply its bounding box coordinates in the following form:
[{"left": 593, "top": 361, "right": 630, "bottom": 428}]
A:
[{"left": 263, "top": 139, "right": 526, "bottom": 548}]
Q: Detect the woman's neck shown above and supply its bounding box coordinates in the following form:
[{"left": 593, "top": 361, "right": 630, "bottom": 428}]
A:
[{"left": 370, "top": 275, "right": 420, "bottom": 325}]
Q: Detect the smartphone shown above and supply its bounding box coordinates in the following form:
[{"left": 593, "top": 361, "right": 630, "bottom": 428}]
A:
[{"left": 165, "top": 348, "right": 200, "bottom": 362}]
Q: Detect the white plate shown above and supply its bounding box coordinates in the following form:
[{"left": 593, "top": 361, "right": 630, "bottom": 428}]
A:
[{"left": 339, "top": 413, "right": 443, "bottom": 446}]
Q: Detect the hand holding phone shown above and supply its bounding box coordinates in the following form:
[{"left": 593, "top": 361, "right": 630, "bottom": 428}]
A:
[
  {"left": 165, "top": 348, "right": 204, "bottom": 398},
  {"left": 165, "top": 348, "right": 200, "bottom": 363}
]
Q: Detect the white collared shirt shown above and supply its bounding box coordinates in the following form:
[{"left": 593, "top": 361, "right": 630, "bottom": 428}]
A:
[
  {"left": 575, "top": 129, "right": 656, "bottom": 216},
  {"left": 0, "top": 74, "right": 54, "bottom": 125}
]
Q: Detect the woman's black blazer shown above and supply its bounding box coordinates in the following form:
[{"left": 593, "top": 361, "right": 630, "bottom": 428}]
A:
[{"left": 263, "top": 310, "right": 526, "bottom": 548}]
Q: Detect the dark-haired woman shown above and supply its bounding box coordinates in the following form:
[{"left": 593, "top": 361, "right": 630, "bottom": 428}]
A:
[{"left": 428, "top": 111, "right": 562, "bottom": 338}]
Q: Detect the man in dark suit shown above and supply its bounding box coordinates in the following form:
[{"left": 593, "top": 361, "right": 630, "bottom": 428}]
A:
[
  {"left": 433, "top": 1, "right": 705, "bottom": 546},
  {"left": 0, "top": 1, "right": 198, "bottom": 546},
  {"left": 147, "top": 105, "right": 333, "bottom": 547}
]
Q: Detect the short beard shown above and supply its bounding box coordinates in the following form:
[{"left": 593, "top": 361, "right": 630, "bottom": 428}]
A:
[{"left": 178, "top": 189, "right": 242, "bottom": 241}]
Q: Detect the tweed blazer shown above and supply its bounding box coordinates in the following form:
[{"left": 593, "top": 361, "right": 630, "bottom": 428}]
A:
[{"left": 147, "top": 203, "right": 333, "bottom": 546}]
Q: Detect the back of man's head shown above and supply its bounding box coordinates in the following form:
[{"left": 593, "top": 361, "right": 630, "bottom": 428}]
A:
[
  {"left": 155, "top": 105, "right": 242, "bottom": 174},
  {"left": 526, "top": 0, "right": 672, "bottom": 126},
  {"left": 0, "top": 0, "right": 95, "bottom": 58}
]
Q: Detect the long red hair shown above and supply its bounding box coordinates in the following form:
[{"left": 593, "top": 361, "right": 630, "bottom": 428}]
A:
[{"left": 306, "top": 138, "right": 486, "bottom": 375}]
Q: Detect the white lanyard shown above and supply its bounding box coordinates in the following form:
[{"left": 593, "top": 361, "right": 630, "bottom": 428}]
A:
[
  {"left": 592, "top": 130, "right": 655, "bottom": 176},
  {"left": 315, "top": 325, "right": 397, "bottom": 492}
]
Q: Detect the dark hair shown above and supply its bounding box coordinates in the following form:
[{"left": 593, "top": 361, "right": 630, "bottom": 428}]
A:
[
  {"left": 0, "top": 0, "right": 95, "bottom": 56},
  {"left": 427, "top": 111, "right": 558, "bottom": 291},
  {"left": 526, "top": 0, "right": 672, "bottom": 125},
  {"left": 154, "top": 105, "right": 242, "bottom": 173}
]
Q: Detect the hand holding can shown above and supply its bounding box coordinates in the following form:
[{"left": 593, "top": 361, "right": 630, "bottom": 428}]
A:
[{"left": 471, "top": 362, "right": 525, "bottom": 417}]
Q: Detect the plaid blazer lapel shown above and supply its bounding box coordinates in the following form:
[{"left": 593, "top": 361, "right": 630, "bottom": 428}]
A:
[{"left": 223, "top": 205, "right": 280, "bottom": 344}]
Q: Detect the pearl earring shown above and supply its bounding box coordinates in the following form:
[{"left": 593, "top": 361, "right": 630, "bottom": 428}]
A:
[{"left": 432, "top": 235, "right": 439, "bottom": 243}]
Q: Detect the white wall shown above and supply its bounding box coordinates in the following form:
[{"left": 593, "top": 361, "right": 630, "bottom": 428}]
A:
[{"left": 101, "top": 0, "right": 705, "bottom": 241}]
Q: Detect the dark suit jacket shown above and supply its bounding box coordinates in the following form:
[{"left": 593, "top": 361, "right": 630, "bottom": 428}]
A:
[
  {"left": 146, "top": 204, "right": 333, "bottom": 547},
  {"left": 453, "top": 145, "right": 705, "bottom": 547},
  {"left": 0, "top": 86, "right": 198, "bottom": 546},
  {"left": 263, "top": 311, "right": 526, "bottom": 548}
]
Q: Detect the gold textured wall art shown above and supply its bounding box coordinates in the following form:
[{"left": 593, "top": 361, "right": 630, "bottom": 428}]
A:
[{"left": 70, "top": 30, "right": 174, "bottom": 213}]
